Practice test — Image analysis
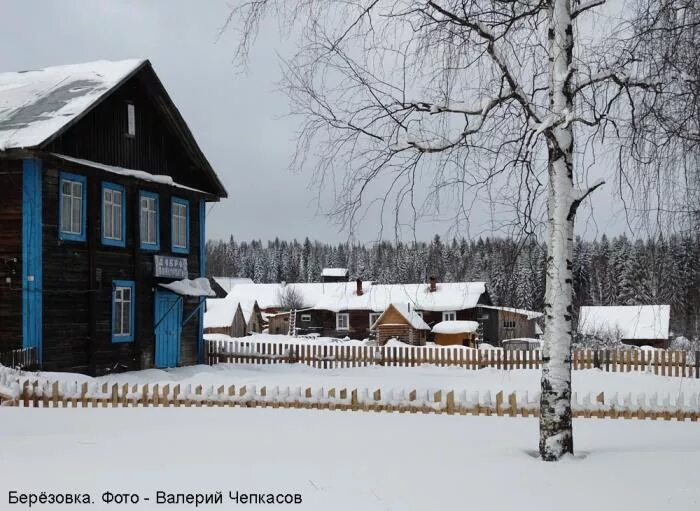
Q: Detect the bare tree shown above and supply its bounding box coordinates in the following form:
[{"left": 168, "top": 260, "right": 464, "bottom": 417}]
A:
[
  {"left": 278, "top": 284, "right": 305, "bottom": 311},
  {"left": 227, "top": 0, "right": 672, "bottom": 460}
]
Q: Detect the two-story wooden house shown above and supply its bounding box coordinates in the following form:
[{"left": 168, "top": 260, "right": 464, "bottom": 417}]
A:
[{"left": 0, "top": 59, "right": 227, "bottom": 375}]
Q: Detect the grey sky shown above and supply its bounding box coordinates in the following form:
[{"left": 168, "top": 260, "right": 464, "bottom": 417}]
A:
[{"left": 0, "top": 0, "right": 636, "bottom": 244}]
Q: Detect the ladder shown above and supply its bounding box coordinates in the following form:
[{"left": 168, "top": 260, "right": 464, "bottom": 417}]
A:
[{"left": 287, "top": 309, "right": 297, "bottom": 337}]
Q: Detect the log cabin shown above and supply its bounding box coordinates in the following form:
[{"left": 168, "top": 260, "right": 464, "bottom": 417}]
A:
[
  {"left": 370, "top": 303, "right": 430, "bottom": 345},
  {"left": 0, "top": 59, "right": 227, "bottom": 375}
]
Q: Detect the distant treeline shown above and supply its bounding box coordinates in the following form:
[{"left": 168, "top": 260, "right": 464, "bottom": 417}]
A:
[{"left": 206, "top": 235, "right": 700, "bottom": 339}]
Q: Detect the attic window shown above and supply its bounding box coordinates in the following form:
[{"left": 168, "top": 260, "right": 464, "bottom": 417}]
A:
[{"left": 127, "top": 103, "right": 136, "bottom": 136}]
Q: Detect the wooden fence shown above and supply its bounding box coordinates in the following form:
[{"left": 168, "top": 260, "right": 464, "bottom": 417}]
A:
[
  {"left": 205, "top": 339, "right": 700, "bottom": 378},
  {"left": 1, "top": 377, "right": 698, "bottom": 422},
  {"left": 0, "top": 347, "right": 38, "bottom": 371}
]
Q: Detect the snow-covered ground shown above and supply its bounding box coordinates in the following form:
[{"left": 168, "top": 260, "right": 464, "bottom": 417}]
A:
[
  {"left": 20, "top": 362, "right": 700, "bottom": 401},
  {"left": 0, "top": 407, "right": 698, "bottom": 510}
]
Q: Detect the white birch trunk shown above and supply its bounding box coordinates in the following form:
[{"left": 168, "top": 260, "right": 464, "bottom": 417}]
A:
[{"left": 540, "top": 0, "right": 576, "bottom": 461}]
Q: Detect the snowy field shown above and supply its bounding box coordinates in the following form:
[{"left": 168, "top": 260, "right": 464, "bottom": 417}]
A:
[
  {"left": 28, "top": 362, "right": 700, "bottom": 400},
  {"left": 0, "top": 407, "right": 698, "bottom": 510}
]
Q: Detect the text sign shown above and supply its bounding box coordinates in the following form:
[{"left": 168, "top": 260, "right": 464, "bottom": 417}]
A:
[{"left": 154, "top": 255, "right": 188, "bottom": 279}]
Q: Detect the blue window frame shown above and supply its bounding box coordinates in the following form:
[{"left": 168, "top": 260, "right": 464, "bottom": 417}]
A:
[
  {"left": 139, "top": 191, "right": 160, "bottom": 251},
  {"left": 112, "top": 280, "right": 135, "bottom": 343},
  {"left": 171, "top": 197, "right": 189, "bottom": 254},
  {"left": 58, "top": 172, "right": 87, "bottom": 242},
  {"left": 101, "top": 182, "right": 126, "bottom": 247}
]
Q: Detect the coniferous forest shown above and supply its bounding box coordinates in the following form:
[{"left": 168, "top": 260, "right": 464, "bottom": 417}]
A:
[{"left": 206, "top": 235, "right": 700, "bottom": 340}]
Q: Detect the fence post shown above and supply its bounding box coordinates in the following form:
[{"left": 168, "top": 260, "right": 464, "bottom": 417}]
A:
[{"left": 696, "top": 351, "right": 700, "bottom": 379}]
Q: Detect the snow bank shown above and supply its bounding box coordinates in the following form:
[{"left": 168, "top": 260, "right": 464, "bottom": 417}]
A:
[{"left": 159, "top": 277, "right": 214, "bottom": 297}]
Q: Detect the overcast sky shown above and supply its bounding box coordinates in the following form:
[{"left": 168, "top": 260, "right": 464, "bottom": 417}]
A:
[{"left": 0, "top": 0, "right": 639, "bottom": 244}]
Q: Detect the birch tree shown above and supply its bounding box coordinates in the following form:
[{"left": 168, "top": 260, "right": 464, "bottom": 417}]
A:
[{"left": 227, "top": 0, "right": 669, "bottom": 460}]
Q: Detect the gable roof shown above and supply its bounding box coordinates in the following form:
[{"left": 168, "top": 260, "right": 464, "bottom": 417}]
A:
[
  {"left": 212, "top": 277, "right": 255, "bottom": 295},
  {"left": 578, "top": 305, "right": 670, "bottom": 340},
  {"left": 0, "top": 58, "right": 226, "bottom": 197},
  {"left": 371, "top": 303, "right": 431, "bottom": 330},
  {"left": 0, "top": 59, "right": 146, "bottom": 150}
]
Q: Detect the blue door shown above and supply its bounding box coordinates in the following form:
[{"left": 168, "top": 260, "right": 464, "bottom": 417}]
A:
[{"left": 154, "top": 290, "right": 182, "bottom": 368}]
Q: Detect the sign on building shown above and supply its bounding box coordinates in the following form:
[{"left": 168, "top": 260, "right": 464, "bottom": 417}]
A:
[{"left": 154, "top": 255, "right": 188, "bottom": 279}]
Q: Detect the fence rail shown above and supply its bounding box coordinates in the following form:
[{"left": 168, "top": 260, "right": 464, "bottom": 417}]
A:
[
  {"left": 0, "top": 347, "right": 38, "bottom": 371},
  {"left": 205, "top": 339, "right": 700, "bottom": 378},
  {"left": 1, "top": 376, "right": 698, "bottom": 422}
]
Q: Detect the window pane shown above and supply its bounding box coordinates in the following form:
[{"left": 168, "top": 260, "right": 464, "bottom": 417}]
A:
[
  {"left": 105, "top": 202, "right": 113, "bottom": 238},
  {"left": 114, "top": 191, "right": 122, "bottom": 206},
  {"left": 114, "top": 203, "right": 122, "bottom": 236},
  {"left": 71, "top": 196, "right": 81, "bottom": 233},
  {"left": 115, "top": 300, "right": 123, "bottom": 335},
  {"left": 62, "top": 181, "right": 71, "bottom": 195},
  {"left": 61, "top": 194, "right": 71, "bottom": 232}
]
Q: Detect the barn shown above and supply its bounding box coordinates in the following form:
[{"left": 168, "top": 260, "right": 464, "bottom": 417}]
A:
[
  {"left": 370, "top": 303, "right": 430, "bottom": 346},
  {"left": 0, "top": 59, "right": 227, "bottom": 375}
]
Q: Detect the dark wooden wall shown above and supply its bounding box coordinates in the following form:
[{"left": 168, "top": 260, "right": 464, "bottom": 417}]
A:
[
  {"left": 0, "top": 159, "right": 23, "bottom": 353},
  {"left": 298, "top": 309, "right": 372, "bottom": 339},
  {"left": 41, "top": 156, "right": 205, "bottom": 375},
  {"left": 45, "top": 70, "right": 214, "bottom": 195}
]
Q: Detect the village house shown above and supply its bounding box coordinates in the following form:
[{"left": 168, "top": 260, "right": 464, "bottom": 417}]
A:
[
  {"left": 209, "top": 276, "right": 254, "bottom": 298},
  {"left": 211, "top": 276, "right": 542, "bottom": 345},
  {"left": 577, "top": 305, "right": 671, "bottom": 348},
  {"left": 0, "top": 59, "right": 227, "bottom": 375}
]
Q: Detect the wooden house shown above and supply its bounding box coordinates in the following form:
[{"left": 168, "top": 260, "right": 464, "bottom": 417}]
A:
[
  {"left": 577, "top": 305, "right": 670, "bottom": 348},
  {"left": 473, "top": 305, "right": 543, "bottom": 345},
  {"left": 370, "top": 303, "right": 430, "bottom": 346},
  {"left": 0, "top": 59, "right": 227, "bottom": 375},
  {"left": 204, "top": 299, "right": 247, "bottom": 338},
  {"left": 321, "top": 268, "right": 349, "bottom": 283},
  {"left": 432, "top": 320, "right": 479, "bottom": 348}
]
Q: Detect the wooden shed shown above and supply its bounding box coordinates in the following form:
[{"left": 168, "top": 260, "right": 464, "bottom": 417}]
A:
[
  {"left": 204, "top": 299, "right": 247, "bottom": 338},
  {"left": 432, "top": 320, "right": 479, "bottom": 348},
  {"left": 370, "top": 303, "right": 430, "bottom": 346}
]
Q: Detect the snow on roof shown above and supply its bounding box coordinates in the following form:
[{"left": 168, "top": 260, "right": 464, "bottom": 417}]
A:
[
  {"left": 578, "top": 305, "right": 670, "bottom": 340},
  {"left": 204, "top": 298, "right": 257, "bottom": 328},
  {"left": 159, "top": 277, "right": 214, "bottom": 297},
  {"left": 478, "top": 305, "right": 543, "bottom": 320},
  {"left": 221, "top": 281, "right": 487, "bottom": 313},
  {"left": 51, "top": 153, "right": 208, "bottom": 192},
  {"left": 0, "top": 59, "right": 146, "bottom": 150},
  {"left": 212, "top": 277, "right": 255, "bottom": 295},
  {"left": 372, "top": 303, "right": 431, "bottom": 330},
  {"left": 321, "top": 268, "right": 349, "bottom": 277},
  {"left": 432, "top": 320, "right": 479, "bottom": 335}
]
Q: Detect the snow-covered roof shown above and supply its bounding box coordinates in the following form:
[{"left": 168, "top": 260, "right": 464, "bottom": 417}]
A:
[
  {"left": 204, "top": 298, "right": 257, "bottom": 328},
  {"left": 0, "top": 59, "right": 146, "bottom": 150},
  {"left": 432, "top": 320, "right": 479, "bottom": 335},
  {"left": 578, "top": 305, "right": 670, "bottom": 340},
  {"left": 159, "top": 277, "right": 214, "bottom": 297},
  {"left": 321, "top": 268, "right": 349, "bottom": 277},
  {"left": 478, "top": 305, "right": 543, "bottom": 320},
  {"left": 52, "top": 154, "right": 207, "bottom": 193},
  {"left": 220, "top": 281, "right": 487, "bottom": 313},
  {"left": 212, "top": 277, "right": 255, "bottom": 295},
  {"left": 372, "top": 303, "right": 431, "bottom": 330}
]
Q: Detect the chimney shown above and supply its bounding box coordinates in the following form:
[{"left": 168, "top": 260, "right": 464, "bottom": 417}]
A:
[
  {"left": 356, "top": 278, "right": 363, "bottom": 296},
  {"left": 429, "top": 276, "right": 437, "bottom": 293}
]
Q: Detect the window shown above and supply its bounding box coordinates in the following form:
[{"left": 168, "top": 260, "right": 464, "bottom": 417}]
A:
[
  {"left": 336, "top": 312, "right": 349, "bottom": 331},
  {"left": 58, "top": 172, "right": 86, "bottom": 242},
  {"left": 139, "top": 191, "right": 159, "bottom": 250},
  {"left": 442, "top": 311, "right": 456, "bottom": 322},
  {"left": 503, "top": 320, "right": 516, "bottom": 329},
  {"left": 102, "top": 182, "right": 126, "bottom": 247},
  {"left": 369, "top": 312, "right": 381, "bottom": 329},
  {"left": 301, "top": 314, "right": 311, "bottom": 322},
  {"left": 127, "top": 103, "right": 136, "bottom": 136},
  {"left": 112, "top": 280, "right": 135, "bottom": 342},
  {"left": 171, "top": 197, "right": 189, "bottom": 254}
]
